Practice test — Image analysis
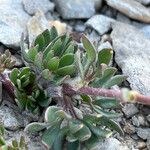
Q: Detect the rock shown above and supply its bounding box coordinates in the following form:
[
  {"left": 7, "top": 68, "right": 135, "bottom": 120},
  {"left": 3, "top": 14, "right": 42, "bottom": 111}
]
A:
[
  {"left": 96, "top": 137, "right": 129, "bottom": 150},
  {"left": 137, "top": 141, "right": 147, "bottom": 149},
  {"left": 132, "top": 116, "right": 140, "bottom": 127},
  {"left": 111, "top": 22, "right": 150, "bottom": 95},
  {"left": 0, "top": 82, "right": 2, "bottom": 103},
  {"left": 123, "top": 123, "right": 136, "bottom": 134},
  {"left": 106, "top": 0, "right": 150, "bottom": 23},
  {"left": 147, "top": 138, "right": 150, "bottom": 150},
  {"left": 49, "top": 20, "right": 67, "bottom": 35},
  {"left": 23, "top": 0, "right": 54, "bottom": 15},
  {"left": 0, "top": 0, "right": 30, "bottom": 49},
  {"left": 116, "top": 13, "right": 131, "bottom": 24},
  {"left": 86, "top": 15, "right": 115, "bottom": 35},
  {"left": 141, "top": 25, "right": 150, "bottom": 39},
  {"left": 74, "top": 22, "right": 86, "bottom": 32},
  {"left": 98, "top": 41, "right": 112, "bottom": 52},
  {"left": 135, "top": 0, "right": 150, "bottom": 5},
  {"left": 122, "top": 104, "right": 139, "bottom": 118},
  {"left": 137, "top": 128, "right": 150, "bottom": 140},
  {"left": 11, "top": 54, "right": 24, "bottom": 67},
  {"left": 93, "top": 0, "right": 103, "bottom": 11},
  {"left": 27, "top": 11, "right": 51, "bottom": 45},
  {"left": 147, "top": 114, "right": 150, "bottom": 122},
  {"left": 53, "top": 0, "right": 95, "bottom": 19},
  {"left": 0, "top": 105, "right": 24, "bottom": 131}
]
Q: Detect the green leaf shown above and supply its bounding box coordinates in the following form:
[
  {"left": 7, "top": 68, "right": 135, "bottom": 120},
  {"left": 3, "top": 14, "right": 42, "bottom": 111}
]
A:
[
  {"left": 42, "top": 29, "right": 51, "bottom": 46},
  {"left": 18, "top": 67, "right": 30, "bottom": 78},
  {"left": 59, "top": 54, "right": 74, "bottom": 68},
  {"left": 57, "top": 65, "right": 76, "bottom": 76},
  {"left": 45, "top": 50, "right": 54, "bottom": 62},
  {"left": 86, "top": 123, "right": 112, "bottom": 138},
  {"left": 28, "top": 46, "right": 38, "bottom": 61},
  {"left": 9, "top": 68, "right": 20, "bottom": 85},
  {"left": 74, "top": 124, "right": 91, "bottom": 141},
  {"left": 45, "top": 106, "right": 61, "bottom": 123},
  {"left": 53, "top": 127, "right": 69, "bottom": 150},
  {"left": 92, "top": 67, "right": 117, "bottom": 88},
  {"left": 103, "top": 75, "right": 127, "bottom": 88},
  {"left": 12, "top": 140, "right": 18, "bottom": 147},
  {"left": 98, "top": 117, "right": 124, "bottom": 135},
  {"left": 69, "top": 120, "right": 84, "bottom": 134},
  {"left": 50, "top": 26, "right": 58, "bottom": 41},
  {"left": 64, "top": 44, "right": 75, "bottom": 54},
  {"left": 42, "top": 124, "right": 60, "bottom": 149},
  {"left": 52, "top": 39, "right": 62, "bottom": 56},
  {"left": 67, "top": 141, "right": 80, "bottom": 150},
  {"left": 47, "top": 57, "right": 59, "bottom": 71},
  {"left": 98, "top": 49, "right": 113, "bottom": 65},
  {"left": 93, "top": 97, "right": 120, "bottom": 109},
  {"left": 25, "top": 122, "right": 47, "bottom": 133},
  {"left": 16, "top": 79, "right": 22, "bottom": 90},
  {"left": 81, "top": 34, "right": 96, "bottom": 63},
  {"left": 93, "top": 105, "right": 121, "bottom": 118},
  {"left": 34, "top": 52, "right": 44, "bottom": 70},
  {"left": 84, "top": 135, "right": 101, "bottom": 150},
  {"left": 34, "top": 34, "right": 45, "bottom": 51},
  {"left": 80, "top": 95, "right": 92, "bottom": 103},
  {"left": 41, "top": 69, "right": 51, "bottom": 80}
]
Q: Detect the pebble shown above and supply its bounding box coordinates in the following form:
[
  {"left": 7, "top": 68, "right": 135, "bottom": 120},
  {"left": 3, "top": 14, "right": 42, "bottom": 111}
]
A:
[
  {"left": 137, "top": 128, "right": 150, "bottom": 140},
  {"left": 53, "top": 0, "right": 95, "bottom": 19},
  {"left": 122, "top": 104, "right": 139, "bottom": 118},
  {"left": 23, "top": 0, "right": 55, "bottom": 15},
  {"left": 86, "top": 15, "right": 115, "bottom": 35},
  {"left": 106, "top": 0, "right": 150, "bottom": 23},
  {"left": 123, "top": 123, "right": 136, "bottom": 134},
  {"left": 111, "top": 22, "right": 150, "bottom": 95}
]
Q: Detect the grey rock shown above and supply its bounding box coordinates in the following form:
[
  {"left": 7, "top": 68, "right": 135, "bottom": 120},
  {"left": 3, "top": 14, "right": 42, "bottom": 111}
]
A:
[
  {"left": 27, "top": 11, "right": 51, "bottom": 46},
  {"left": 147, "top": 114, "right": 150, "bottom": 122},
  {"left": 106, "top": 0, "right": 150, "bottom": 23},
  {"left": 137, "top": 128, "right": 150, "bottom": 140},
  {"left": 53, "top": 0, "right": 95, "bottom": 19},
  {"left": 122, "top": 104, "right": 139, "bottom": 118},
  {"left": 86, "top": 15, "right": 115, "bottom": 35},
  {"left": 116, "top": 13, "right": 131, "bottom": 24},
  {"left": 0, "top": 0, "right": 30, "bottom": 49},
  {"left": 0, "top": 106, "right": 24, "bottom": 130},
  {"left": 132, "top": 21, "right": 147, "bottom": 29},
  {"left": 0, "top": 82, "right": 2, "bottom": 103},
  {"left": 74, "top": 23, "right": 86, "bottom": 32},
  {"left": 141, "top": 25, "right": 150, "bottom": 39},
  {"left": 11, "top": 54, "right": 24, "bottom": 67},
  {"left": 135, "top": 0, "right": 150, "bottom": 5},
  {"left": 98, "top": 41, "right": 112, "bottom": 51},
  {"left": 96, "top": 137, "right": 129, "bottom": 150},
  {"left": 93, "top": 0, "right": 103, "bottom": 10},
  {"left": 132, "top": 116, "right": 140, "bottom": 127},
  {"left": 111, "top": 22, "right": 150, "bottom": 95},
  {"left": 23, "top": 0, "right": 54, "bottom": 15},
  {"left": 147, "top": 138, "right": 150, "bottom": 150}
]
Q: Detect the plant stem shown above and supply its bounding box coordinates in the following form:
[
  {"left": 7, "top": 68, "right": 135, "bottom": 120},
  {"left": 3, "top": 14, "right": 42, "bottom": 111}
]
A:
[{"left": 63, "top": 84, "right": 150, "bottom": 105}]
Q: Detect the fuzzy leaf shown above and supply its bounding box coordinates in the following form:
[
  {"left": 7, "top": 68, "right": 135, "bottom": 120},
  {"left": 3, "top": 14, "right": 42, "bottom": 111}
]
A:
[
  {"left": 81, "top": 35, "right": 96, "bottom": 64},
  {"left": 28, "top": 46, "right": 38, "bottom": 61},
  {"left": 25, "top": 122, "right": 47, "bottom": 133},
  {"left": 42, "top": 29, "right": 51, "bottom": 46},
  {"left": 67, "top": 141, "right": 80, "bottom": 150},
  {"left": 50, "top": 26, "right": 58, "bottom": 41},
  {"left": 98, "top": 49, "right": 113, "bottom": 65},
  {"left": 47, "top": 57, "right": 59, "bottom": 71},
  {"left": 59, "top": 54, "right": 74, "bottom": 68},
  {"left": 34, "top": 34, "right": 45, "bottom": 51},
  {"left": 18, "top": 67, "right": 30, "bottom": 78},
  {"left": 9, "top": 68, "right": 20, "bottom": 85},
  {"left": 41, "top": 69, "right": 51, "bottom": 80},
  {"left": 98, "top": 117, "right": 124, "bottom": 135},
  {"left": 57, "top": 65, "right": 76, "bottom": 76},
  {"left": 93, "top": 97, "right": 120, "bottom": 109},
  {"left": 103, "top": 75, "right": 127, "bottom": 88},
  {"left": 34, "top": 52, "right": 44, "bottom": 70},
  {"left": 42, "top": 124, "right": 60, "bottom": 149}
]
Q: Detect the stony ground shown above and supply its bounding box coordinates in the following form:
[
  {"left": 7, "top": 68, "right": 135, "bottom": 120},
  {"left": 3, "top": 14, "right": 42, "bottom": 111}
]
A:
[{"left": 0, "top": 0, "right": 150, "bottom": 150}]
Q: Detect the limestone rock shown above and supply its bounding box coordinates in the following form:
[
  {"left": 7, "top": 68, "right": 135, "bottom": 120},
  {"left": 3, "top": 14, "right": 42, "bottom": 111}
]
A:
[
  {"left": 111, "top": 22, "right": 150, "bottom": 95},
  {"left": 106, "top": 0, "right": 150, "bottom": 23}
]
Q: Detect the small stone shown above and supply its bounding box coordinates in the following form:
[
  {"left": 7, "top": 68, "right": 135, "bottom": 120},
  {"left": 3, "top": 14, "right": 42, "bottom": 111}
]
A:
[
  {"left": 0, "top": 106, "right": 24, "bottom": 131},
  {"left": 123, "top": 123, "right": 136, "bottom": 134},
  {"left": 132, "top": 116, "right": 140, "bottom": 127},
  {"left": 135, "top": 0, "right": 150, "bottom": 5},
  {"left": 137, "top": 128, "right": 150, "bottom": 140},
  {"left": 0, "top": 0, "right": 30, "bottom": 49},
  {"left": 147, "top": 115, "right": 150, "bottom": 122},
  {"left": 27, "top": 11, "right": 51, "bottom": 46},
  {"left": 53, "top": 0, "right": 95, "bottom": 19},
  {"left": 23, "top": 0, "right": 54, "bottom": 15},
  {"left": 111, "top": 22, "right": 150, "bottom": 95},
  {"left": 137, "top": 141, "right": 147, "bottom": 149},
  {"left": 74, "top": 22, "right": 86, "bottom": 32},
  {"left": 96, "top": 137, "right": 129, "bottom": 150},
  {"left": 93, "top": 0, "right": 103, "bottom": 11},
  {"left": 106, "top": 0, "right": 150, "bottom": 23},
  {"left": 86, "top": 15, "right": 115, "bottom": 35},
  {"left": 122, "top": 104, "right": 139, "bottom": 118}
]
